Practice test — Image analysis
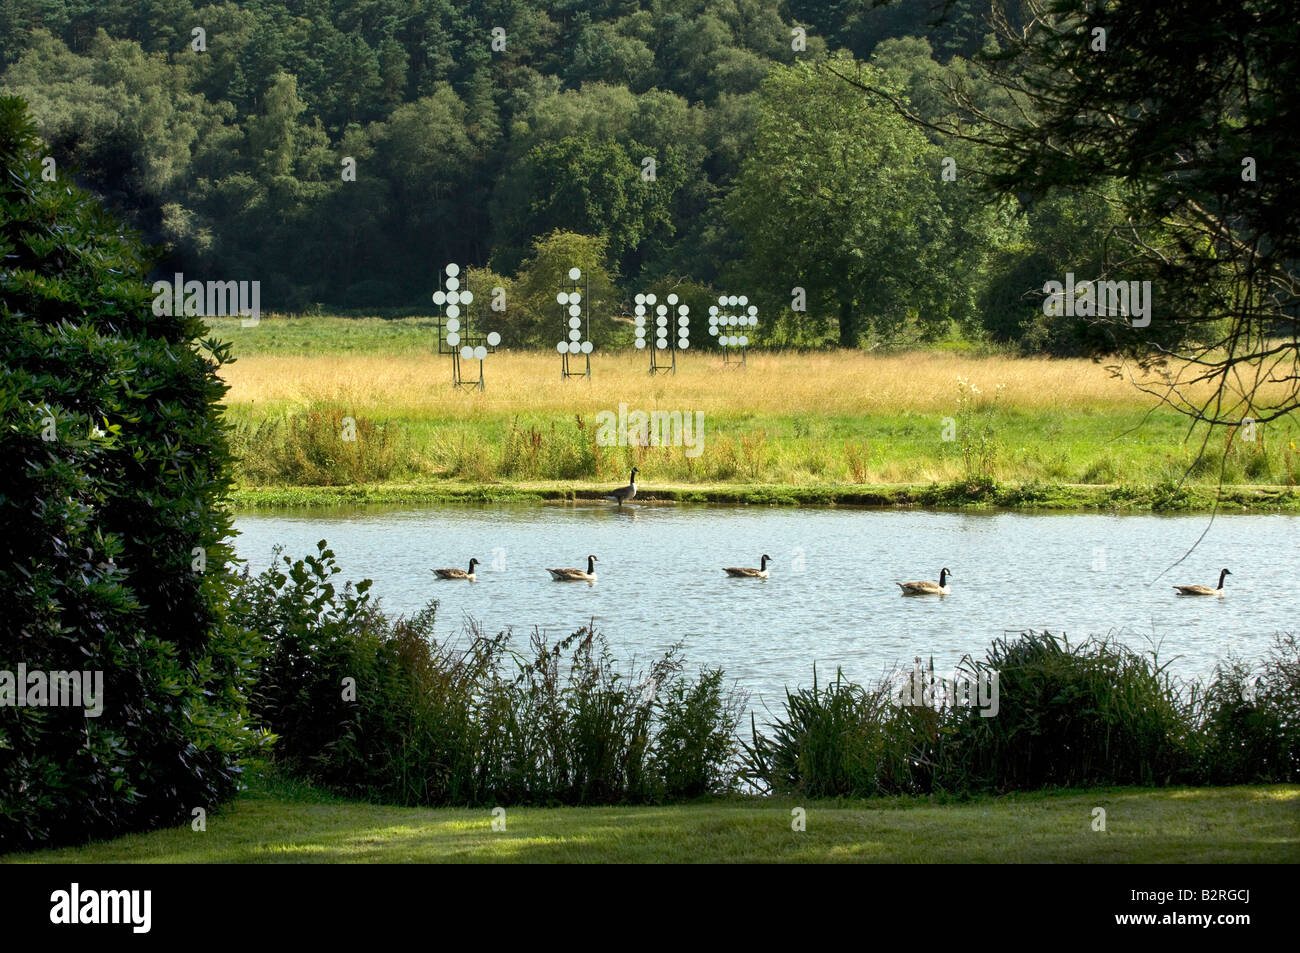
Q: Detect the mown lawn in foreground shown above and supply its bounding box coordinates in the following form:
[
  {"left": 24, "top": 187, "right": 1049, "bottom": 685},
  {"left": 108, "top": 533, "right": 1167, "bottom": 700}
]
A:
[{"left": 8, "top": 776, "right": 1298, "bottom": 864}]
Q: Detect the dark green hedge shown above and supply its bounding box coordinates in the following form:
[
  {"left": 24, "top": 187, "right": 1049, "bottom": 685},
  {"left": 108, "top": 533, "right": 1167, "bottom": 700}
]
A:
[{"left": 0, "top": 96, "right": 262, "bottom": 850}]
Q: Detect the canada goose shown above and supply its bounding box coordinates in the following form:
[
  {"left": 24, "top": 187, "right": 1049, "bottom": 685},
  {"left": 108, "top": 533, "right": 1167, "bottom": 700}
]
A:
[
  {"left": 1174, "top": 568, "right": 1231, "bottom": 596},
  {"left": 433, "top": 557, "right": 479, "bottom": 581},
  {"left": 604, "top": 467, "right": 639, "bottom": 506},
  {"left": 897, "top": 568, "right": 951, "bottom": 596},
  {"left": 723, "top": 555, "right": 771, "bottom": 578},
  {"left": 547, "top": 555, "right": 598, "bottom": 582}
]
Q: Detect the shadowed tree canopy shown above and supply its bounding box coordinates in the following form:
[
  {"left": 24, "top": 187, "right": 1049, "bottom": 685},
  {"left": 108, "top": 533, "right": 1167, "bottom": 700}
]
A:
[{"left": 844, "top": 0, "right": 1300, "bottom": 424}]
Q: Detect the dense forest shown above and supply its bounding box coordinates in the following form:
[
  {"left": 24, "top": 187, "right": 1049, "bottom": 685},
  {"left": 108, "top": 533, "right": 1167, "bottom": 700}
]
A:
[{"left": 0, "top": 1, "right": 1119, "bottom": 349}]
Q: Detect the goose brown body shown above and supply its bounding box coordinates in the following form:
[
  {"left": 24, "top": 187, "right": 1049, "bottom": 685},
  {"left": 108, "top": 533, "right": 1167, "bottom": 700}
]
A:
[
  {"left": 605, "top": 468, "right": 639, "bottom": 506},
  {"left": 434, "top": 558, "right": 479, "bottom": 580},
  {"left": 723, "top": 554, "right": 771, "bottom": 578},
  {"left": 897, "top": 568, "right": 951, "bottom": 596},
  {"left": 547, "top": 555, "right": 598, "bottom": 582},
  {"left": 1174, "top": 568, "right": 1231, "bottom": 596}
]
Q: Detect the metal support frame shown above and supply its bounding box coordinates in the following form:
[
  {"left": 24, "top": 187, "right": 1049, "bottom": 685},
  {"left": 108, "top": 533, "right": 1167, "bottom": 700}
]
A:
[{"left": 559, "top": 270, "right": 593, "bottom": 379}]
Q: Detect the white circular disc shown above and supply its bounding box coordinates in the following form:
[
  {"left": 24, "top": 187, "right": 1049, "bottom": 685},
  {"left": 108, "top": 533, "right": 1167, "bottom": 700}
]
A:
[
  {"left": 739, "top": 296, "right": 748, "bottom": 306},
  {"left": 580, "top": 341, "right": 593, "bottom": 354},
  {"left": 556, "top": 341, "right": 567, "bottom": 353},
  {"left": 432, "top": 290, "right": 446, "bottom": 305},
  {"left": 678, "top": 338, "right": 689, "bottom": 349},
  {"left": 657, "top": 328, "right": 667, "bottom": 339},
  {"left": 568, "top": 267, "right": 581, "bottom": 281},
  {"left": 635, "top": 317, "right": 645, "bottom": 328},
  {"left": 749, "top": 315, "right": 758, "bottom": 326},
  {"left": 446, "top": 318, "right": 460, "bottom": 332},
  {"left": 570, "top": 342, "right": 583, "bottom": 354},
  {"left": 635, "top": 339, "right": 646, "bottom": 349},
  {"left": 569, "top": 316, "right": 582, "bottom": 329},
  {"left": 557, "top": 292, "right": 569, "bottom": 305},
  {"left": 709, "top": 305, "right": 718, "bottom": 315},
  {"left": 656, "top": 304, "right": 667, "bottom": 315},
  {"left": 678, "top": 315, "right": 689, "bottom": 327},
  {"left": 486, "top": 332, "right": 501, "bottom": 346},
  {"left": 569, "top": 304, "right": 581, "bottom": 317},
  {"left": 447, "top": 291, "right": 460, "bottom": 305},
  {"left": 461, "top": 290, "right": 474, "bottom": 305},
  {"left": 634, "top": 293, "right": 645, "bottom": 305},
  {"left": 474, "top": 346, "right": 487, "bottom": 360},
  {"left": 635, "top": 326, "right": 646, "bottom": 337},
  {"left": 446, "top": 263, "right": 459, "bottom": 277},
  {"left": 461, "top": 346, "right": 474, "bottom": 360},
  {"left": 739, "top": 335, "right": 749, "bottom": 346},
  {"left": 569, "top": 329, "right": 581, "bottom": 341},
  {"left": 717, "top": 296, "right": 727, "bottom": 306},
  {"left": 646, "top": 294, "right": 657, "bottom": 305},
  {"left": 679, "top": 305, "right": 689, "bottom": 316},
  {"left": 446, "top": 276, "right": 460, "bottom": 291},
  {"left": 635, "top": 305, "right": 646, "bottom": 316},
  {"left": 709, "top": 326, "right": 718, "bottom": 335},
  {"left": 656, "top": 340, "right": 667, "bottom": 350},
  {"left": 667, "top": 293, "right": 679, "bottom": 305},
  {"left": 570, "top": 292, "right": 581, "bottom": 305},
  {"left": 446, "top": 332, "right": 460, "bottom": 346},
  {"left": 446, "top": 304, "right": 460, "bottom": 319}
]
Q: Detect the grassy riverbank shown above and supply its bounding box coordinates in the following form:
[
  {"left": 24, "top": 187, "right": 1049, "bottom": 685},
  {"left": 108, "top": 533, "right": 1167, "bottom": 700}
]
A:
[
  {"left": 210, "top": 316, "right": 1300, "bottom": 508},
  {"left": 229, "top": 479, "right": 1300, "bottom": 511},
  {"left": 9, "top": 771, "right": 1298, "bottom": 863}
]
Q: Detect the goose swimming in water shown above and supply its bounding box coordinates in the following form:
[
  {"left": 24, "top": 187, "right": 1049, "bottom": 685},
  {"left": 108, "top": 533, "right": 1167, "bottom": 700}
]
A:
[
  {"left": 604, "top": 468, "right": 639, "bottom": 506},
  {"left": 1173, "top": 568, "right": 1231, "bottom": 596},
  {"left": 433, "top": 557, "right": 480, "bottom": 581},
  {"left": 723, "top": 555, "right": 771, "bottom": 578},
  {"left": 547, "top": 555, "right": 598, "bottom": 582},
  {"left": 897, "top": 568, "right": 951, "bottom": 596}
]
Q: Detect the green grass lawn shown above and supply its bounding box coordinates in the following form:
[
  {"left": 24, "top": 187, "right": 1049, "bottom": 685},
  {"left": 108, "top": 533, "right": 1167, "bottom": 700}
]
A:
[
  {"left": 207, "top": 315, "right": 1300, "bottom": 506},
  {"left": 228, "top": 478, "right": 1300, "bottom": 511},
  {"left": 9, "top": 775, "right": 1298, "bottom": 863}
]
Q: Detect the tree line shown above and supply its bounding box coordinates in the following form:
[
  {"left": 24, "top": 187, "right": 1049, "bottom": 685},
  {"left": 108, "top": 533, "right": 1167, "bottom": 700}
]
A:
[
  {"left": 2, "top": 0, "right": 1289, "bottom": 371},
  {"left": 0, "top": 0, "right": 1127, "bottom": 352}
]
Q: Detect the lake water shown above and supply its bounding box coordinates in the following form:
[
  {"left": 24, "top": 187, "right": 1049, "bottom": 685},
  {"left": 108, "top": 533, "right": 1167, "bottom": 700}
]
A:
[{"left": 229, "top": 504, "right": 1297, "bottom": 717}]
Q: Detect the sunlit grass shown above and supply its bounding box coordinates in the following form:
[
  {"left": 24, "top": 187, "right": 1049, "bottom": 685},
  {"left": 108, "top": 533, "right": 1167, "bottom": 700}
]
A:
[
  {"left": 9, "top": 774, "right": 1298, "bottom": 863},
  {"left": 209, "top": 316, "right": 1300, "bottom": 490}
]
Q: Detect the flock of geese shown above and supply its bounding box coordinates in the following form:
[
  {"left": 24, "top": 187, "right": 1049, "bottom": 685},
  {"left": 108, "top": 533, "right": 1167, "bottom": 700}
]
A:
[{"left": 430, "top": 469, "right": 1236, "bottom": 597}]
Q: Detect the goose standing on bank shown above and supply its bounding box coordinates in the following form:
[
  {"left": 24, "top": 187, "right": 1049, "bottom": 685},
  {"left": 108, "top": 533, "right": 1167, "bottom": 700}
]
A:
[
  {"left": 723, "top": 555, "right": 772, "bottom": 578},
  {"left": 897, "top": 568, "right": 952, "bottom": 596},
  {"left": 1173, "top": 568, "right": 1231, "bottom": 596},
  {"left": 547, "top": 555, "right": 598, "bottom": 582},
  {"left": 604, "top": 467, "right": 639, "bottom": 506},
  {"left": 433, "top": 557, "right": 480, "bottom": 581}
]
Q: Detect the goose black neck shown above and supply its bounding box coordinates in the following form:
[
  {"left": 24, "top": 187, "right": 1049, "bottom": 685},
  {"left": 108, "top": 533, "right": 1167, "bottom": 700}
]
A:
[
  {"left": 760, "top": 555, "right": 769, "bottom": 569},
  {"left": 587, "top": 555, "right": 596, "bottom": 573},
  {"left": 1218, "top": 568, "right": 1229, "bottom": 589},
  {"left": 939, "top": 569, "right": 949, "bottom": 585}
]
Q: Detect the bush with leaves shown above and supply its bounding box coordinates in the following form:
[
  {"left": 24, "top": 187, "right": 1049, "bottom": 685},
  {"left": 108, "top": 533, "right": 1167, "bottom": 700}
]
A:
[
  {"left": 234, "top": 541, "right": 746, "bottom": 805},
  {"left": 0, "top": 96, "right": 263, "bottom": 850}
]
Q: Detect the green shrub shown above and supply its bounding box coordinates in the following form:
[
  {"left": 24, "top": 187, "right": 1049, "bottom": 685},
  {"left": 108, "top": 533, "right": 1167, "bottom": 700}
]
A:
[
  {"left": 940, "top": 632, "right": 1188, "bottom": 790},
  {"left": 743, "top": 631, "right": 1296, "bottom": 796},
  {"left": 232, "top": 404, "right": 399, "bottom": 485},
  {"left": 1191, "top": 635, "right": 1300, "bottom": 783},
  {"left": 234, "top": 542, "right": 745, "bottom": 805},
  {"left": 741, "top": 666, "right": 931, "bottom": 798},
  {"left": 0, "top": 97, "right": 263, "bottom": 850}
]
